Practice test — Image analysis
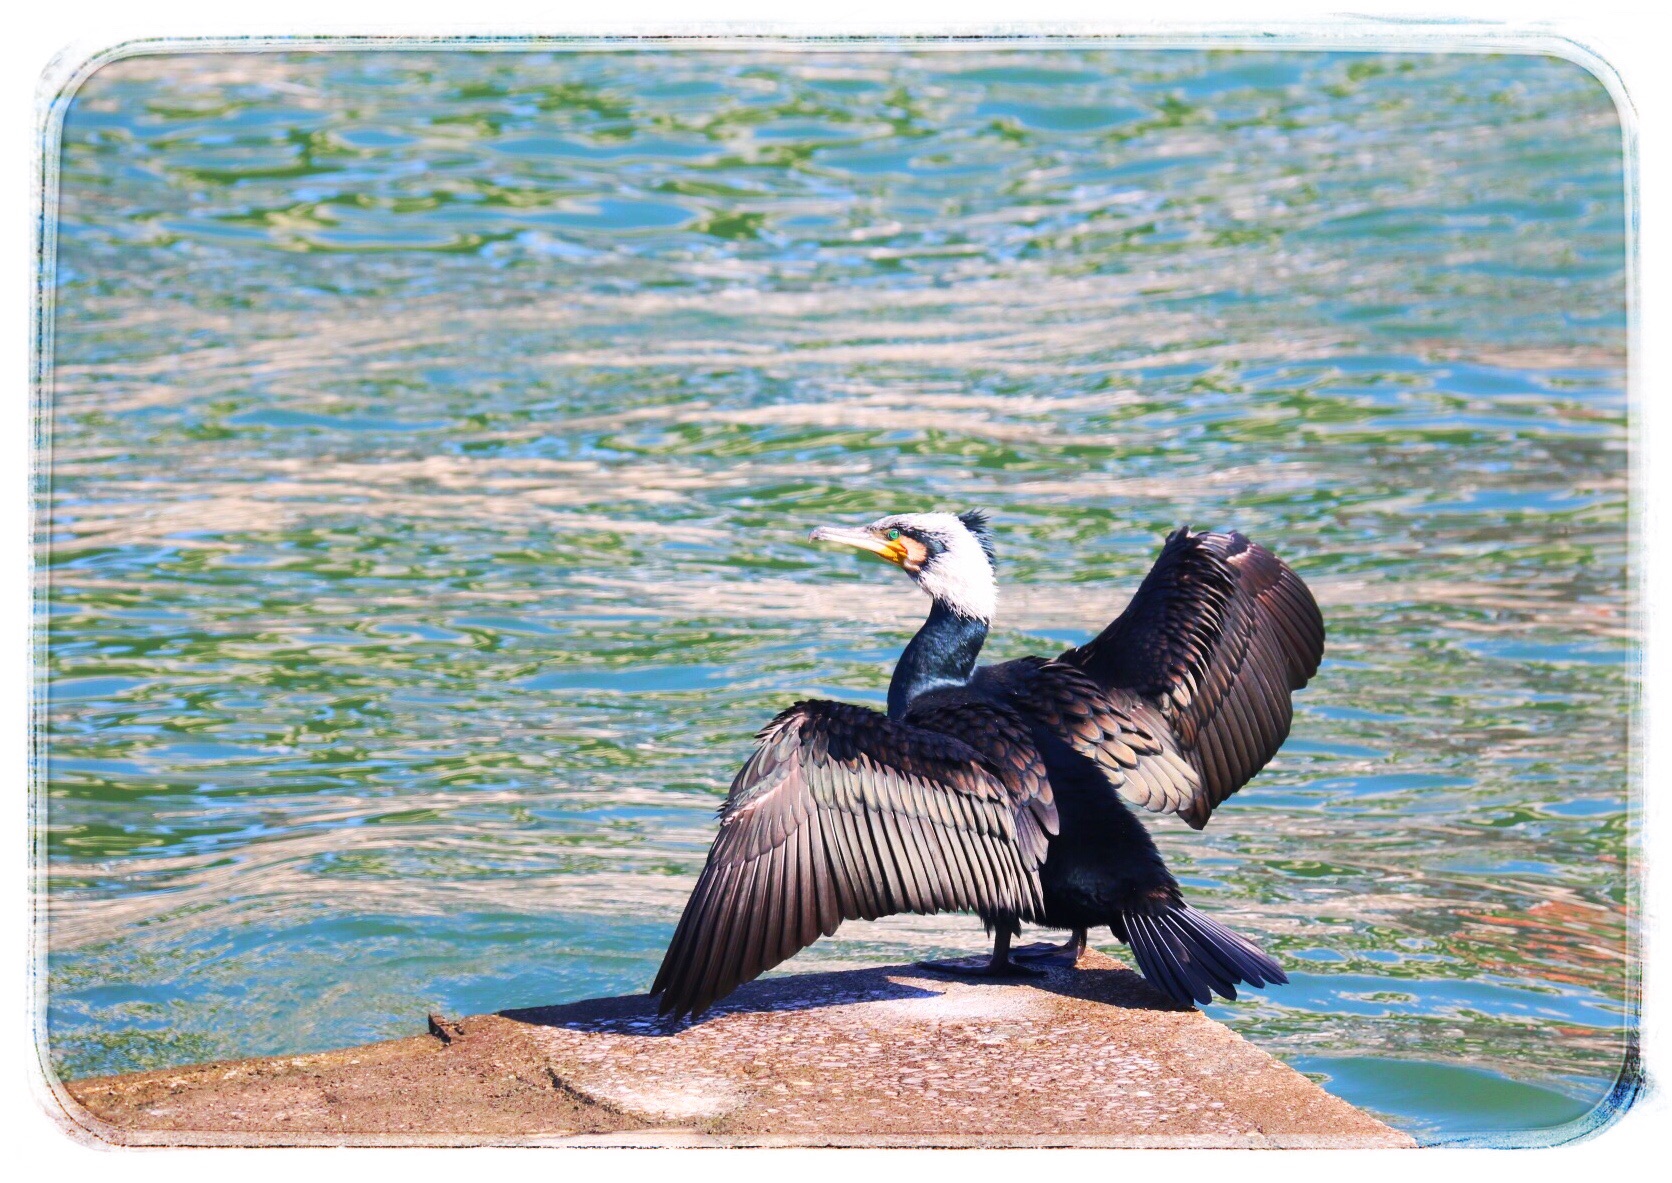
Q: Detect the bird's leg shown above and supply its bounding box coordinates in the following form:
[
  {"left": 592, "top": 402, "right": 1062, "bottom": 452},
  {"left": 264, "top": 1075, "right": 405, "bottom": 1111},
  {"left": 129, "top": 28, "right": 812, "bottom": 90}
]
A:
[
  {"left": 915, "top": 927, "right": 1045, "bottom": 979},
  {"left": 1013, "top": 927, "right": 1088, "bottom": 967}
]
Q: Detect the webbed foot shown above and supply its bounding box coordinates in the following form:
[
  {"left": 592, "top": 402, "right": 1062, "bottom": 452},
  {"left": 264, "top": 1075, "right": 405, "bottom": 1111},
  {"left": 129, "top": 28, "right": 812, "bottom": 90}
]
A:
[
  {"left": 915, "top": 956, "right": 1045, "bottom": 979},
  {"left": 1011, "top": 928, "right": 1088, "bottom": 967},
  {"left": 1011, "top": 943, "right": 1082, "bottom": 967}
]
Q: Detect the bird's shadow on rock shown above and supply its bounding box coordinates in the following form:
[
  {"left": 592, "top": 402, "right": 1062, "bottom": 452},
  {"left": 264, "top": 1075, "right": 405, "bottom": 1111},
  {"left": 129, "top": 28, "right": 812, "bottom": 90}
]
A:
[
  {"left": 1003, "top": 960, "right": 1193, "bottom": 1012},
  {"left": 500, "top": 955, "right": 1185, "bottom": 1039},
  {"left": 500, "top": 964, "right": 944, "bottom": 1037},
  {"left": 905, "top": 952, "right": 1192, "bottom": 1012}
]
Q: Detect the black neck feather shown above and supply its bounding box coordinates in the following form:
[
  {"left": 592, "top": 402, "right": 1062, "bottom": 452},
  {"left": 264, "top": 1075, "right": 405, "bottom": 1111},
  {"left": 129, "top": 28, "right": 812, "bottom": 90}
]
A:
[{"left": 887, "top": 599, "right": 988, "bottom": 720}]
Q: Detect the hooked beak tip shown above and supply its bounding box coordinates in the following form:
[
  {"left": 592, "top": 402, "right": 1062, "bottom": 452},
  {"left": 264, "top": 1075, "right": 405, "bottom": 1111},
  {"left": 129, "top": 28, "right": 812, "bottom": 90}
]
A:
[{"left": 807, "top": 523, "right": 905, "bottom": 565}]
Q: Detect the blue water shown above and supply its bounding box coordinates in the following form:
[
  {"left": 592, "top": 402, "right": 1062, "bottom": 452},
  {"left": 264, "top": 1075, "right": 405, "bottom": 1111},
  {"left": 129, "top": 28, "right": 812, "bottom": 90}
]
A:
[{"left": 40, "top": 45, "right": 1631, "bottom": 1142}]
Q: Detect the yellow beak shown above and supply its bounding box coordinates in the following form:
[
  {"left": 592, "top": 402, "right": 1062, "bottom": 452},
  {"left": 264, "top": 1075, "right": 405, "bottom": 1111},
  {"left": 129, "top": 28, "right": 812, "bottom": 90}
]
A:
[{"left": 808, "top": 524, "right": 908, "bottom": 566}]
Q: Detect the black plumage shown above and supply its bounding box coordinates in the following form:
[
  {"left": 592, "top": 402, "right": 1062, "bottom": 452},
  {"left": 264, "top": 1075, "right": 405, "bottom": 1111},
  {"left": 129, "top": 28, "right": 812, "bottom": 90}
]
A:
[
  {"left": 1059, "top": 528, "right": 1326, "bottom": 828},
  {"left": 651, "top": 516, "right": 1324, "bottom": 1018}
]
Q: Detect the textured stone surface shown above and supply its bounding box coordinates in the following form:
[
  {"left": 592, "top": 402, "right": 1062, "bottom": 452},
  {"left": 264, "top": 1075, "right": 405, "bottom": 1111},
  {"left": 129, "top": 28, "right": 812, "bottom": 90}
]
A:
[{"left": 55, "top": 951, "right": 1413, "bottom": 1147}]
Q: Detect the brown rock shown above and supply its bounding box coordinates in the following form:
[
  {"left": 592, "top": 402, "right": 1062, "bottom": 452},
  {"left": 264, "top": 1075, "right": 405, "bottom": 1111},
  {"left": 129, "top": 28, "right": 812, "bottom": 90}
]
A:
[{"left": 52, "top": 950, "right": 1413, "bottom": 1147}]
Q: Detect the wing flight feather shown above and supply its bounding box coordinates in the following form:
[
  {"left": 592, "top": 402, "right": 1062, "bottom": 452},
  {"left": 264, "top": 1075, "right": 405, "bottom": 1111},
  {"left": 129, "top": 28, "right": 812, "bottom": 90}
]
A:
[
  {"left": 1059, "top": 528, "right": 1325, "bottom": 827},
  {"left": 651, "top": 699, "right": 1045, "bottom": 1018}
]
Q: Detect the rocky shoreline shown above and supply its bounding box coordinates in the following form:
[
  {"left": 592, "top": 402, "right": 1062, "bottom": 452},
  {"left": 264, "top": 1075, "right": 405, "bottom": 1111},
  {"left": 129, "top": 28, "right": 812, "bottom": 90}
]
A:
[{"left": 53, "top": 949, "right": 1413, "bottom": 1148}]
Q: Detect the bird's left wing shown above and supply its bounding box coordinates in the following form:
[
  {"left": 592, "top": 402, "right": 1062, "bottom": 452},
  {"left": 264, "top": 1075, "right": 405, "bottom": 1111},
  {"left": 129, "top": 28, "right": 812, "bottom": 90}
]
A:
[
  {"left": 651, "top": 699, "right": 1044, "bottom": 1019},
  {"left": 1058, "top": 528, "right": 1325, "bottom": 828},
  {"left": 974, "top": 657, "right": 1202, "bottom": 817}
]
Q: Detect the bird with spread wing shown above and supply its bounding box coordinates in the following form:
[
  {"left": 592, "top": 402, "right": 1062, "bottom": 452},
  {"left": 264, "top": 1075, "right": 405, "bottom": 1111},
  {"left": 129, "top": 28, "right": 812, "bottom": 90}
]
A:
[{"left": 651, "top": 512, "right": 1324, "bottom": 1019}]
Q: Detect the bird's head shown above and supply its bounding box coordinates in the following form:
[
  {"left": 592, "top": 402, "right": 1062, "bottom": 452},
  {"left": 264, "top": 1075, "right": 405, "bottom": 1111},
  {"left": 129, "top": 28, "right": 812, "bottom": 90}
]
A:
[{"left": 808, "top": 509, "right": 997, "bottom": 623}]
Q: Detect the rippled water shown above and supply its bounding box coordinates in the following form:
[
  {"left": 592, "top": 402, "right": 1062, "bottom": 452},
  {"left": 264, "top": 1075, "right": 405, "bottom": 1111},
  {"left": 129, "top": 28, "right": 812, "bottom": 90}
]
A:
[{"left": 39, "top": 44, "right": 1631, "bottom": 1142}]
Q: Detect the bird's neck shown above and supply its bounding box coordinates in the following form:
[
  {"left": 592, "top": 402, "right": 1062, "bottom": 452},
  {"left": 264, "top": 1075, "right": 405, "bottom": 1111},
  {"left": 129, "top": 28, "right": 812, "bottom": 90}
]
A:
[{"left": 887, "top": 599, "right": 988, "bottom": 720}]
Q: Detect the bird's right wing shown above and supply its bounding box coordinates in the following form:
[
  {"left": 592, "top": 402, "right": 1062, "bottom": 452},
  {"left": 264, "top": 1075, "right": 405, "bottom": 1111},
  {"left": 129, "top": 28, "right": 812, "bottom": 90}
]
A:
[{"left": 651, "top": 699, "right": 1045, "bottom": 1018}]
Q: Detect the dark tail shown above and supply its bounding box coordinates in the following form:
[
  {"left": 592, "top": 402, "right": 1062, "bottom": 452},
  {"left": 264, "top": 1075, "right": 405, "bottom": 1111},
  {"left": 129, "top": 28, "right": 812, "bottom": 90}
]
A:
[{"left": 1119, "top": 903, "right": 1287, "bottom": 1008}]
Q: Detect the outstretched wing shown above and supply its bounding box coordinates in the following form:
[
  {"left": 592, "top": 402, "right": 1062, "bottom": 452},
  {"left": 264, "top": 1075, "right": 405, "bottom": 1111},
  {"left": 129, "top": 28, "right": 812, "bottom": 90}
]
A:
[
  {"left": 651, "top": 699, "right": 1045, "bottom": 1019},
  {"left": 974, "top": 657, "right": 1202, "bottom": 817},
  {"left": 1059, "top": 528, "right": 1325, "bottom": 829}
]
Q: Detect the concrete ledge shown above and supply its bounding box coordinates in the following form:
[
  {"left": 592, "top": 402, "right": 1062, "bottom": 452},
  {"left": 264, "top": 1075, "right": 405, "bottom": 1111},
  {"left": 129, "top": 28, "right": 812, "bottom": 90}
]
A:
[{"left": 56, "top": 950, "right": 1413, "bottom": 1147}]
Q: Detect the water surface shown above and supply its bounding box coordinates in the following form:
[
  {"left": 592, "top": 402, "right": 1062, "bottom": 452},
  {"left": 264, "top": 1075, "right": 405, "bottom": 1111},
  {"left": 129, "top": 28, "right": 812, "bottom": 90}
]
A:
[{"left": 41, "top": 45, "right": 1631, "bottom": 1142}]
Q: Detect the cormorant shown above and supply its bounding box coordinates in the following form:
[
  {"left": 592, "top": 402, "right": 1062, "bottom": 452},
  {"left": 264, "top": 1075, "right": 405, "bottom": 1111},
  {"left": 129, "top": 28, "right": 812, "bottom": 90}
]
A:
[{"left": 651, "top": 511, "right": 1324, "bottom": 1018}]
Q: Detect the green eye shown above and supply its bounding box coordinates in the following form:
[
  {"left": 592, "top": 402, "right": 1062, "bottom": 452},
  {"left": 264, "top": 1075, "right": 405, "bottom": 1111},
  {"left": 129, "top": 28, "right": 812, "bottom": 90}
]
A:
[{"left": 886, "top": 528, "right": 901, "bottom": 541}]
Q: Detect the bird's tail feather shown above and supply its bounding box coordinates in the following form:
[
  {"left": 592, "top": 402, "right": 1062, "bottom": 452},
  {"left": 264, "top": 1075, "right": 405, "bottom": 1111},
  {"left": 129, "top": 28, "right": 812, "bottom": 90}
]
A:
[{"left": 1120, "top": 903, "right": 1287, "bottom": 1007}]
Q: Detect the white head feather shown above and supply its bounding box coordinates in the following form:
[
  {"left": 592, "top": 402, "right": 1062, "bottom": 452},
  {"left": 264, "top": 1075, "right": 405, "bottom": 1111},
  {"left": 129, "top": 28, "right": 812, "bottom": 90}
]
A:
[{"left": 870, "top": 511, "right": 997, "bottom": 623}]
